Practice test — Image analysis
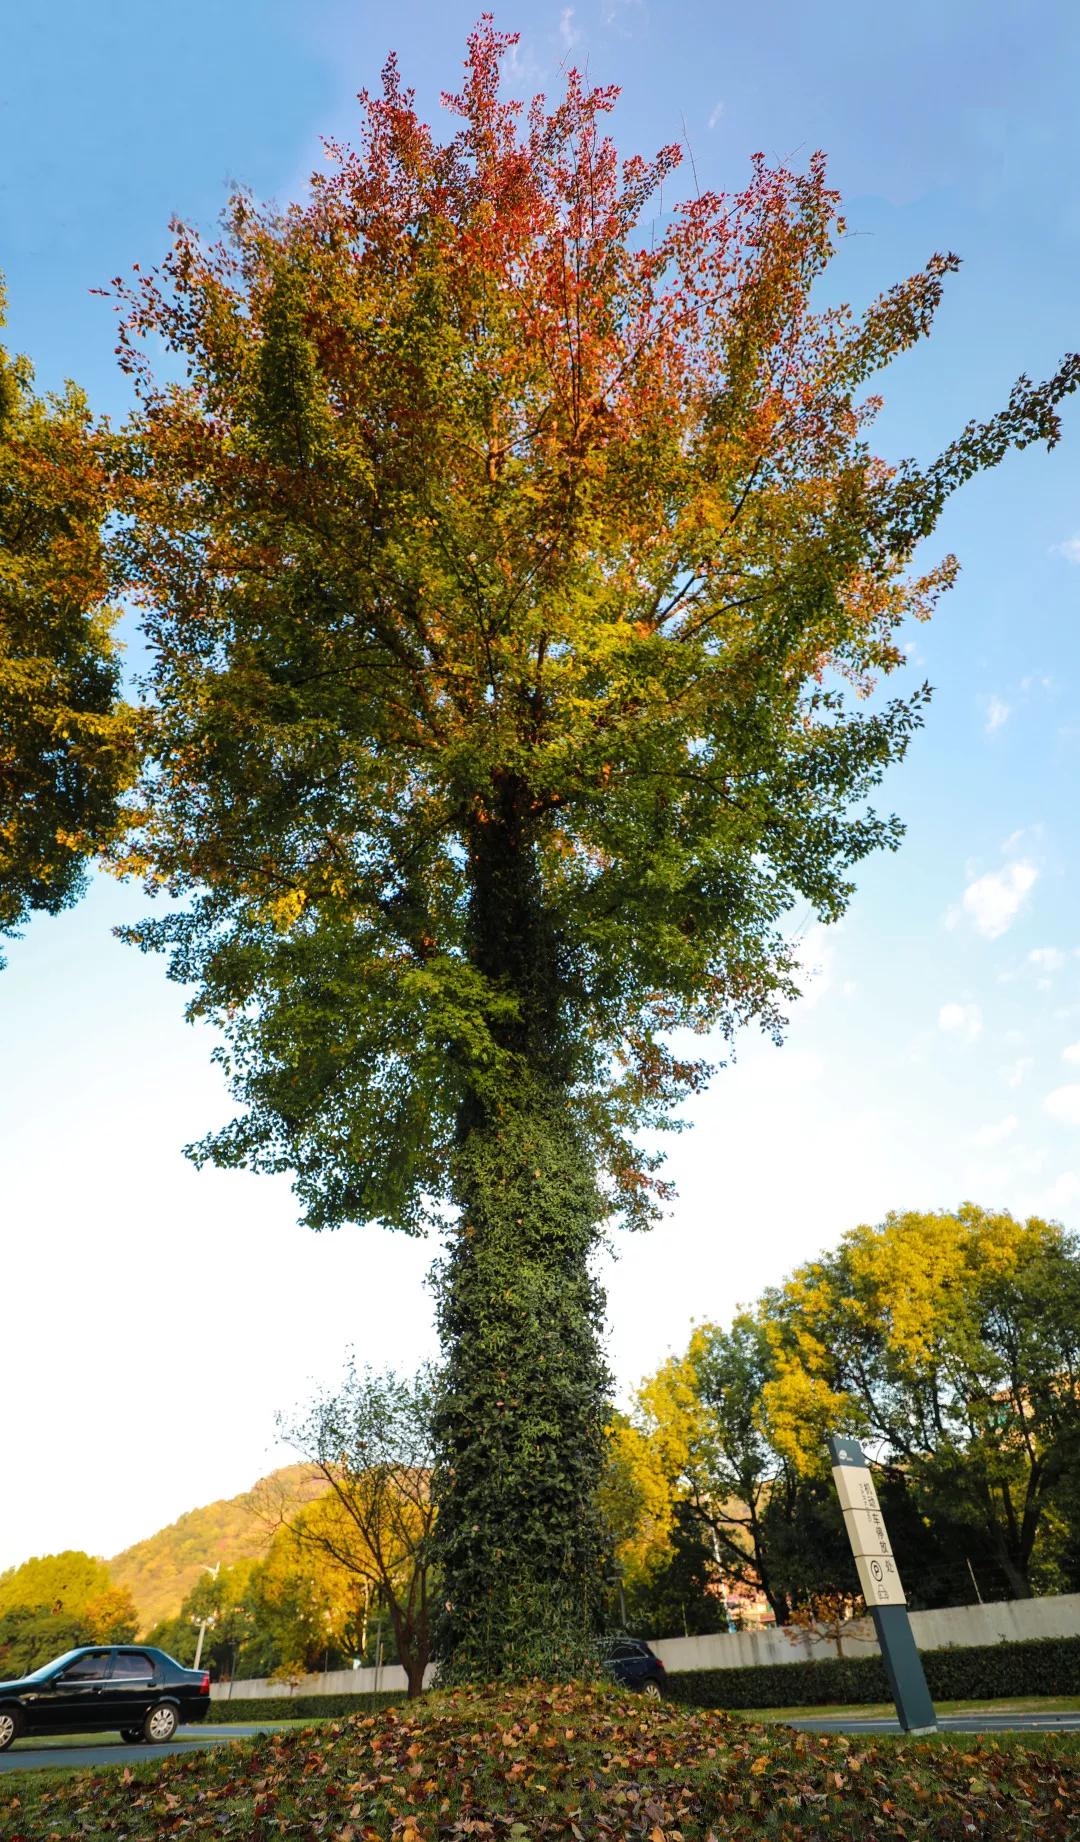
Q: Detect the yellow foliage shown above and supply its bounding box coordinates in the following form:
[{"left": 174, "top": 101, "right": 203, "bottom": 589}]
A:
[
  {"left": 760, "top": 1203, "right": 1061, "bottom": 1471},
  {"left": 265, "top": 887, "right": 307, "bottom": 932},
  {"left": 600, "top": 1416, "right": 676, "bottom": 1589}
]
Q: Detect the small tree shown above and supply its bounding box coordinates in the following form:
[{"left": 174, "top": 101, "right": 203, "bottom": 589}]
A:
[
  {"left": 278, "top": 1364, "right": 437, "bottom": 1696},
  {"left": 781, "top": 1590, "right": 873, "bottom": 1660}
]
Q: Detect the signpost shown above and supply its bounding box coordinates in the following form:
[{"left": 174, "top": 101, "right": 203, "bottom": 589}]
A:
[{"left": 827, "top": 1435, "right": 937, "bottom": 1733}]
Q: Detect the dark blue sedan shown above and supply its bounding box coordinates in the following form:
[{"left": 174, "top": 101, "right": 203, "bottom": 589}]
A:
[{"left": 602, "top": 1637, "right": 666, "bottom": 1699}]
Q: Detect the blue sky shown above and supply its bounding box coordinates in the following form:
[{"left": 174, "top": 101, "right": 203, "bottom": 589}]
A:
[{"left": 2, "top": 0, "right": 1078, "bottom": 1570}]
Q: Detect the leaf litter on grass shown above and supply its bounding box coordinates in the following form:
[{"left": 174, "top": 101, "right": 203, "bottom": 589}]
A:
[{"left": 1, "top": 1683, "right": 1078, "bottom": 1840}]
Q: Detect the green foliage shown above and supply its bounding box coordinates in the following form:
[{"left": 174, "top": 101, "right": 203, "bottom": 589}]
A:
[
  {"left": 0, "top": 276, "right": 133, "bottom": 963},
  {"left": 7, "top": 1682, "right": 1080, "bottom": 1842},
  {"left": 205, "top": 1691, "right": 402, "bottom": 1722},
  {"left": 0, "top": 1606, "right": 90, "bottom": 1678},
  {"left": 618, "top": 1500, "right": 731, "bottom": 1640},
  {"left": 138, "top": 1437, "right": 428, "bottom": 1684},
  {"left": 666, "top": 1635, "right": 1080, "bottom": 1711},
  {"left": 147, "top": 1559, "right": 259, "bottom": 1676},
  {"left": 148, "top": 1537, "right": 355, "bottom": 1681}
]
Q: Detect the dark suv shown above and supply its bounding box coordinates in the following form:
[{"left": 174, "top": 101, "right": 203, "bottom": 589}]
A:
[
  {"left": 0, "top": 1645, "right": 211, "bottom": 1750},
  {"left": 601, "top": 1637, "right": 666, "bottom": 1699}
]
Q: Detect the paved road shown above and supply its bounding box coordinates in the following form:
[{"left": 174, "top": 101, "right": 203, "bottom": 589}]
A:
[
  {"left": 792, "top": 1712, "right": 1080, "bottom": 1737},
  {"left": 0, "top": 1724, "right": 267, "bottom": 1775},
  {"left": 5, "top": 1711, "right": 1080, "bottom": 1774}
]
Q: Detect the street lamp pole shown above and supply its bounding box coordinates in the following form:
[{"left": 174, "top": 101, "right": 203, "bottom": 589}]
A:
[{"left": 192, "top": 1562, "right": 222, "bottom": 1672}]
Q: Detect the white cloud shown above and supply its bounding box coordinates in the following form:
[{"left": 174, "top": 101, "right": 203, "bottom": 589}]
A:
[
  {"left": 969, "top": 1115, "right": 1018, "bottom": 1150},
  {"left": 558, "top": 7, "right": 580, "bottom": 48},
  {"left": 1064, "top": 1043, "right": 1080, "bottom": 1067},
  {"left": 1053, "top": 535, "right": 1080, "bottom": 563},
  {"left": 1045, "top": 1085, "right": 1080, "bottom": 1127},
  {"left": 985, "top": 695, "right": 1010, "bottom": 734},
  {"left": 707, "top": 100, "right": 724, "bottom": 130},
  {"left": 1001, "top": 825, "right": 1043, "bottom": 855},
  {"left": 939, "top": 1001, "right": 983, "bottom": 1041},
  {"left": 1003, "top": 1055, "right": 1035, "bottom": 1087},
  {"left": 1029, "top": 947, "right": 1066, "bottom": 973},
  {"left": 600, "top": 0, "right": 642, "bottom": 26},
  {"left": 959, "top": 860, "right": 1038, "bottom": 939},
  {"left": 1043, "top": 1171, "right": 1080, "bottom": 1213}
]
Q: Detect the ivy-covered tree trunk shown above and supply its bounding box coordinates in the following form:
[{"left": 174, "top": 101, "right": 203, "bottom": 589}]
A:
[{"left": 433, "top": 781, "right": 611, "bottom": 1679}]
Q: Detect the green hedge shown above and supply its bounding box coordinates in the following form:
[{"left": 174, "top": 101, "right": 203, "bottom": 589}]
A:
[
  {"left": 206, "top": 1691, "right": 402, "bottom": 1723},
  {"left": 664, "top": 1635, "right": 1080, "bottom": 1711},
  {"left": 204, "top": 1636, "right": 1080, "bottom": 1723}
]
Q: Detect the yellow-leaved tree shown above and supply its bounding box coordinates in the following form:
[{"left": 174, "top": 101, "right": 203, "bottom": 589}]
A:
[{"left": 760, "top": 1205, "right": 1080, "bottom": 1598}]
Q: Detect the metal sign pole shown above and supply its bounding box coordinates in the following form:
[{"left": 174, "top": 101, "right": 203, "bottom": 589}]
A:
[{"left": 826, "top": 1435, "right": 937, "bottom": 1734}]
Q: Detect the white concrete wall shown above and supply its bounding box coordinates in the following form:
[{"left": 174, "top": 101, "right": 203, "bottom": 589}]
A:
[
  {"left": 647, "top": 1621, "right": 879, "bottom": 1673},
  {"left": 209, "top": 1592, "right": 1080, "bottom": 1699},
  {"left": 648, "top": 1592, "right": 1080, "bottom": 1674},
  {"left": 908, "top": 1592, "right": 1080, "bottom": 1653},
  {"left": 212, "top": 1662, "right": 437, "bottom": 1700}
]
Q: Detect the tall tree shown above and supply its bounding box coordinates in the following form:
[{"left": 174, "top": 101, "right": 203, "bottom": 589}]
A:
[
  {"left": 0, "top": 279, "right": 133, "bottom": 961},
  {"left": 761, "top": 1205, "right": 1080, "bottom": 1597},
  {"left": 110, "top": 24, "right": 1077, "bottom": 1677}
]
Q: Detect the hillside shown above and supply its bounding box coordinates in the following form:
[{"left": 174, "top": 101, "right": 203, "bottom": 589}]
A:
[{"left": 108, "top": 1464, "right": 326, "bottom": 1632}]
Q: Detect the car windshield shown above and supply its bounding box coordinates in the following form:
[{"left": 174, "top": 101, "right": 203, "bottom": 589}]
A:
[{"left": 22, "top": 1649, "right": 87, "bottom": 1681}]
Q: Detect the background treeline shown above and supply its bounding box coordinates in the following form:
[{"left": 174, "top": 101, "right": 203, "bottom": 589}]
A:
[
  {"left": 0, "top": 1531, "right": 398, "bottom": 1687},
  {"left": 4, "top": 1205, "right": 1078, "bottom": 1682},
  {"left": 0, "top": 1553, "right": 139, "bottom": 1677},
  {"left": 604, "top": 1204, "right": 1080, "bottom": 1638}
]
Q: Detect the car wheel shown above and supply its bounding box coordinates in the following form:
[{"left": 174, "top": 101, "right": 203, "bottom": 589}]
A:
[
  {"left": 0, "top": 1707, "right": 21, "bottom": 1752},
  {"left": 143, "top": 1703, "right": 180, "bottom": 1743},
  {"left": 641, "top": 1679, "right": 663, "bottom": 1701}
]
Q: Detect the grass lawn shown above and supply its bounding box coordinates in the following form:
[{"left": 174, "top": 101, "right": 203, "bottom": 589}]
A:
[
  {"left": 8, "top": 1731, "right": 220, "bottom": 1750},
  {"left": 739, "top": 1694, "right": 1080, "bottom": 1721},
  {"left": 2, "top": 1684, "right": 1079, "bottom": 1840}
]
